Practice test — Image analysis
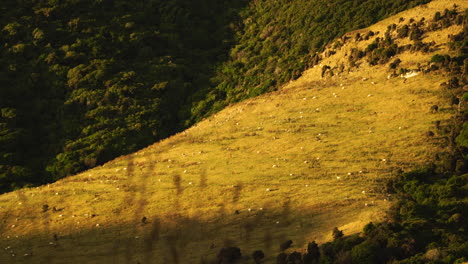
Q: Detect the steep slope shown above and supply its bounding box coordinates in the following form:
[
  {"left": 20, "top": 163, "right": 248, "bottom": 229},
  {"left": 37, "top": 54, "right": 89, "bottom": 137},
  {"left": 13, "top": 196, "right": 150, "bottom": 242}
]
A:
[
  {"left": 0, "top": 1, "right": 466, "bottom": 263},
  {"left": 0, "top": 0, "right": 429, "bottom": 193}
]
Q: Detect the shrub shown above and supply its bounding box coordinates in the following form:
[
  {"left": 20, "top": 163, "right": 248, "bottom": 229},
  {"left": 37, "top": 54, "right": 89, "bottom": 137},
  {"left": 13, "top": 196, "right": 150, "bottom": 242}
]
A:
[
  {"left": 430, "top": 54, "right": 446, "bottom": 63},
  {"left": 217, "top": 247, "right": 241, "bottom": 264},
  {"left": 333, "top": 227, "right": 344, "bottom": 240},
  {"left": 350, "top": 242, "right": 378, "bottom": 264},
  {"left": 397, "top": 25, "right": 409, "bottom": 38}
]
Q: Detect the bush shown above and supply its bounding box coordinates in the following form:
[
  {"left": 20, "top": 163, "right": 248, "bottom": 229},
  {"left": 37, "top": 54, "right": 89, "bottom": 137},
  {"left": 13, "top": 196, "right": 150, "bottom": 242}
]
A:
[
  {"left": 332, "top": 227, "right": 344, "bottom": 240},
  {"left": 351, "top": 242, "right": 378, "bottom": 264},
  {"left": 430, "top": 54, "right": 446, "bottom": 63}
]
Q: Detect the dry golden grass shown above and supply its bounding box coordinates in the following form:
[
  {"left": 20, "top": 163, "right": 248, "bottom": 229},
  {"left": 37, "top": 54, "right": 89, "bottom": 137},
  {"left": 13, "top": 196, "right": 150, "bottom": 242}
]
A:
[{"left": 0, "top": 1, "right": 466, "bottom": 263}]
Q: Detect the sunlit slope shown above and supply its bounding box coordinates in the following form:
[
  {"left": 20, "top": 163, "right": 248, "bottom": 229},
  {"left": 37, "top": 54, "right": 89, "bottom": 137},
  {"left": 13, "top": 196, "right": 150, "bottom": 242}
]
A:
[{"left": 0, "top": 0, "right": 465, "bottom": 263}]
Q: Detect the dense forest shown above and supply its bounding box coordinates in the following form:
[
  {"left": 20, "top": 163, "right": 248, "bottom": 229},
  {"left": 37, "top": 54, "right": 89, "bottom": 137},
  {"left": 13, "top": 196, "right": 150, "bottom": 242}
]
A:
[{"left": 0, "top": 0, "right": 431, "bottom": 192}]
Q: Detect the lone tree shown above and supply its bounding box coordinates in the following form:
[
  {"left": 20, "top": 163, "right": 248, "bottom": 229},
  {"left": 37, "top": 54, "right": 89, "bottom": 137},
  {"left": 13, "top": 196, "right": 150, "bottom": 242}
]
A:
[{"left": 332, "top": 227, "right": 344, "bottom": 240}]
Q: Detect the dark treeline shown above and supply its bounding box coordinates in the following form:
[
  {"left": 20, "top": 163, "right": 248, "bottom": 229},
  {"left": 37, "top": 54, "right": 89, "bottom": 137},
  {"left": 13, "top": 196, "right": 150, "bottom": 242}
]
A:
[{"left": 0, "top": 0, "right": 430, "bottom": 192}]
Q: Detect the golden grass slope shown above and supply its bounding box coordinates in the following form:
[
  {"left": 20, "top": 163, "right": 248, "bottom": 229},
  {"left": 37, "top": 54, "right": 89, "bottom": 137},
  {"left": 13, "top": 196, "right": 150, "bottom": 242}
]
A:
[{"left": 0, "top": 0, "right": 466, "bottom": 263}]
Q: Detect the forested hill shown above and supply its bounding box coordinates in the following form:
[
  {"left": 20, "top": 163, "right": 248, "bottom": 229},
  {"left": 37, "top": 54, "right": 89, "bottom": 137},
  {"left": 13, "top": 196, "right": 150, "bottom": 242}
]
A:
[{"left": 0, "top": 0, "right": 430, "bottom": 192}]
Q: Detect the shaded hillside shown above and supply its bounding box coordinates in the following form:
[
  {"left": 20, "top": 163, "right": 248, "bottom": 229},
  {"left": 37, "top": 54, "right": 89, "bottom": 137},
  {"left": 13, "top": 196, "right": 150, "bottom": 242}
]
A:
[
  {"left": 0, "top": 0, "right": 430, "bottom": 193},
  {"left": 0, "top": 1, "right": 466, "bottom": 263}
]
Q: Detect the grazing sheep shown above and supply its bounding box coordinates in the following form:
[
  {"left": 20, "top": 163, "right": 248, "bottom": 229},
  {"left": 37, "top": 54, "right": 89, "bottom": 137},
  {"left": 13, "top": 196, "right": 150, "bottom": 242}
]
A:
[
  {"left": 280, "top": 240, "right": 293, "bottom": 251},
  {"left": 430, "top": 105, "right": 439, "bottom": 113}
]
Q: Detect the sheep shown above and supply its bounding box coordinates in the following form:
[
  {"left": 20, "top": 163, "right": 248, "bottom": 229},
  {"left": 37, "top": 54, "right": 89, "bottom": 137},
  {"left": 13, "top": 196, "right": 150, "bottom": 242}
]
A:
[{"left": 430, "top": 105, "right": 439, "bottom": 113}]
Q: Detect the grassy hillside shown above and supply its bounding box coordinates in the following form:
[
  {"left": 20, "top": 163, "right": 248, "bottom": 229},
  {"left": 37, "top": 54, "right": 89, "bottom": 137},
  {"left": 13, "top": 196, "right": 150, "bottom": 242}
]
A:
[
  {"left": 0, "top": 0, "right": 429, "bottom": 192},
  {"left": 0, "top": 0, "right": 466, "bottom": 263}
]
